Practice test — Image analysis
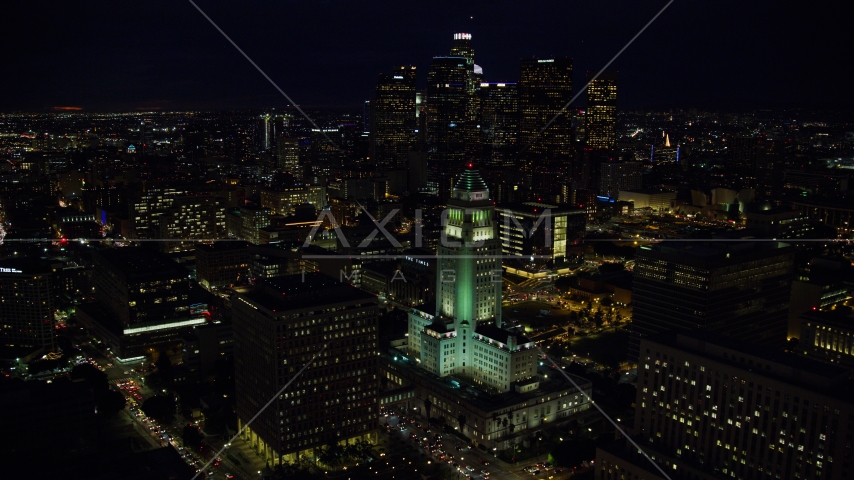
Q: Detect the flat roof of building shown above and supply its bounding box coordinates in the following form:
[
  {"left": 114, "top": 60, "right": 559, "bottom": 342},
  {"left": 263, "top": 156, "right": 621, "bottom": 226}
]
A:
[
  {"left": 497, "top": 202, "right": 584, "bottom": 215},
  {"left": 245, "top": 273, "right": 376, "bottom": 313},
  {"left": 619, "top": 188, "right": 676, "bottom": 195},
  {"left": 476, "top": 323, "right": 532, "bottom": 345},
  {"left": 382, "top": 351, "right": 589, "bottom": 412},
  {"left": 644, "top": 330, "right": 854, "bottom": 397},
  {"left": 94, "top": 248, "right": 185, "bottom": 279}
]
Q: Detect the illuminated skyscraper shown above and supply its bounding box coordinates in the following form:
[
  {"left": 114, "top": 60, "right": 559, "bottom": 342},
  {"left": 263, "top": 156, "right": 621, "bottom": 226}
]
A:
[
  {"left": 276, "top": 136, "right": 301, "bottom": 179},
  {"left": 427, "top": 56, "right": 472, "bottom": 196},
  {"left": 478, "top": 82, "right": 519, "bottom": 167},
  {"left": 234, "top": 274, "right": 379, "bottom": 465},
  {"left": 371, "top": 66, "right": 416, "bottom": 170},
  {"left": 255, "top": 114, "right": 272, "bottom": 151},
  {"left": 450, "top": 32, "right": 474, "bottom": 64},
  {"left": 585, "top": 71, "right": 617, "bottom": 151},
  {"left": 518, "top": 57, "right": 573, "bottom": 191},
  {"left": 0, "top": 259, "right": 56, "bottom": 352}
]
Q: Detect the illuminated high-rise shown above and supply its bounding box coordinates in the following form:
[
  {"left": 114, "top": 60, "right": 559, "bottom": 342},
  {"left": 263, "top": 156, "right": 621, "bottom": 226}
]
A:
[
  {"left": 450, "top": 32, "right": 474, "bottom": 64},
  {"left": 427, "top": 56, "right": 472, "bottom": 196},
  {"left": 478, "top": 82, "right": 519, "bottom": 167},
  {"left": 234, "top": 273, "right": 379, "bottom": 465},
  {"left": 276, "top": 136, "right": 301, "bottom": 179},
  {"left": 0, "top": 259, "right": 55, "bottom": 352},
  {"left": 519, "top": 58, "right": 573, "bottom": 184},
  {"left": 585, "top": 71, "right": 618, "bottom": 151},
  {"left": 371, "top": 66, "right": 416, "bottom": 170}
]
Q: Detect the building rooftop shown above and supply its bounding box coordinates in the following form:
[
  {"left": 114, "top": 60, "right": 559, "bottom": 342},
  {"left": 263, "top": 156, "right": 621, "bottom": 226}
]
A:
[
  {"left": 619, "top": 188, "right": 677, "bottom": 195},
  {"left": 0, "top": 257, "right": 54, "bottom": 275},
  {"left": 246, "top": 273, "right": 376, "bottom": 313},
  {"left": 496, "top": 202, "right": 584, "bottom": 215},
  {"left": 195, "top": 240, "right": 250, "bottom": 252},
  {"left": 638, "top": 240, "right": 792, "bottom": 264},
  {"left": 454, "top": 167, "right": 489, "bottom": 193},
  {"left": 94, "top": 248, "right": 185, "bottom": 280},
  {"left": 475, "top": 323, "right": 532, "bottom": 345},
  {"left": 383, "top": 350, "right": 589, "bottom": 412},
  {"left": 646, "top": 330, "right": 854, "bottom": 395}
]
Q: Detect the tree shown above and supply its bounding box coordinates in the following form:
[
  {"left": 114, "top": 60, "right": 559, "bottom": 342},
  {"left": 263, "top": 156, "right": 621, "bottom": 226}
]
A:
[
  {"left": 156, "top": 350, "right": 174, "bottom": 388},
  {"left": 424, "top": 399, "right": 432, "bottom": 419},
  {"left": 501, "top": 417, "right": 509, "bottom": 437},
  {"left": 458, "top": 414, "right": 467, "bottom": 434},
  {"left": 600, "top": 297, "right": 614, "bottom": 307},
  {"left": 70, "top": 364, "right": 108, "bottom": 393},
  {"left": 593, "top": 310, "right": 604, "bottom": 328},
  {"left": 98, "top": 389, "right": 127, "bottom": 418},
  {"left": 183, "top": 424, "right": 203, "bottom": 449},
  {"left": 141, "top": 395, "right": 176, "bottom": 421}
]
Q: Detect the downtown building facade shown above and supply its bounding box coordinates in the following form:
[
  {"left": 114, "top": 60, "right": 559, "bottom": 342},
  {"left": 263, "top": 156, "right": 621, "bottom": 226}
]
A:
[
  {"left": 0, "top": 259, "right": 56, "bottom": 353},
  {"left": 596, "top": 330, "right": 854, "bottom": 480},
  {"left": 385, "top": 167, "right": 591, "bottom": 449},
  {"left": 518, "top": 57, "right": 573, "bottom": 195},
  {"left": 426, "top": 33, "right": 482, "bottom": 197},
  {"left": 585, "top": 71, "right": 618, "bottom": 151},
  {"left": 371, "top": 66, "right": 417, "bottom": 170},
  {"left": 478, "top": 82, "right": 519, "bottom": 168},
  {"left": 77, "top": 248, "right": 210, "bottom": 361},
  {"left": 629, "top": 241, "right": 795, "bottom": 361},
  {"left": 234, "top": 273, "right": 380, "bottom": 465},
  {"left": 495, "top": 201, "right": 586, "bottom": 266}
]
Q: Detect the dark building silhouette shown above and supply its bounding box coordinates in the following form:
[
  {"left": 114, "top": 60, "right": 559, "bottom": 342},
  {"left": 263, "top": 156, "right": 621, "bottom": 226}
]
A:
[
  {"left": 519, "top": 57, "right": 573, "bottom": 194},
  {"left": 629, "top": 241, "right": 794, "bottom": 360}
]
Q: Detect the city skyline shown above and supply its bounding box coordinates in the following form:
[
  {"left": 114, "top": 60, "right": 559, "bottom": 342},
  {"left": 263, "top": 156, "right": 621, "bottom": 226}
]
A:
[
  {"left": 1, "top": 1, "right": 852, "bottom": 112},
  {"left": 2, "top": 3, "right": 854, "bottom": 480}
]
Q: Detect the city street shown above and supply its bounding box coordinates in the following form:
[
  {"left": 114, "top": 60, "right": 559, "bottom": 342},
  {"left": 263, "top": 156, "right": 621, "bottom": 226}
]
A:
[{"left": 382, "top": 411, "right": 582, "bottom": 480}]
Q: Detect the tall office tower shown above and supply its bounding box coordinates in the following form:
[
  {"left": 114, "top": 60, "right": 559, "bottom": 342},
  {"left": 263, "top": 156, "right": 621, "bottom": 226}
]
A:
[
  {"left": 728, "top": 135, "right": 758, "bottom": 185},
  {"left": 518, "top": 57, "right": 573, "bottom": 191},
  {"left": 597, "top": 330, "right": 854, "bottom": 480},
  {"left": 255, "top": 113, "right": 272, "bottom": 151},
  {"left": 427, "top": 56, "right": 473, "bottom": 197},
  {"left": 370, "top": 66, "right": 416, "bottom": 170},
  {"left": 450, "top": 32, "right": 474, "bottom": 64},
  {"left": 276, "top": 136, "right": 301, "bottom": 179},
  {"left": 269, "top": 113, "right": 291, "bottom": 151},
  {"left": 308, "top": 128, "right": 341, "bottom": 179},
  {"left": 598, "top": 161, "right": 642, "bottom": 197},
  {"left": 92, "top": 248, "right": 194, "bottom": 328},
  {"left": 0, "top": 259, "right": 55, "bottom": 352},
  {"left": 233, "top": 273, "right": 379, "bottom": 465},
  {"left": 452, "top": 33, "right": 483, "bottom": 161},
  {"left": 628, "top": 242, "right": 794, "bottom": 360},
  {"left": 363, "top": 100, "right": 372, "bottom": 134},
  {"left": 139, "top": 118, "right": 153, "bottom": 156},
  {"left": 585, "top": 71, "right": 618, "bottom": 151},
  {"left": 479, "top": 82, "right": 519, "bottom": 167}
]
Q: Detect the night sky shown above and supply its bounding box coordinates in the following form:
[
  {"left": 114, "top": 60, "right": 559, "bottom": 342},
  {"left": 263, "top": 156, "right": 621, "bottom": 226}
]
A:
[{"left": 1, "top": 1, "right": 850, "bottom": 112}]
